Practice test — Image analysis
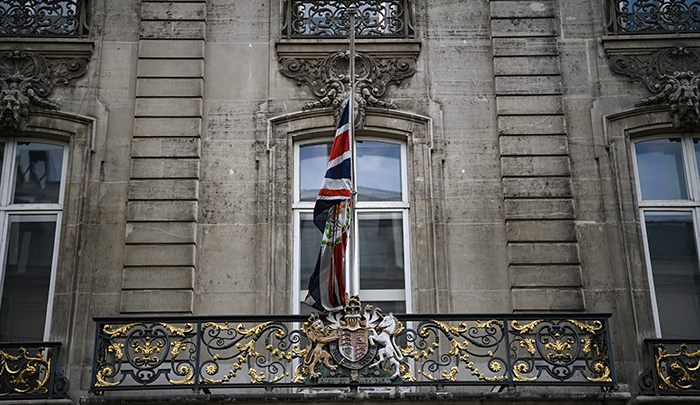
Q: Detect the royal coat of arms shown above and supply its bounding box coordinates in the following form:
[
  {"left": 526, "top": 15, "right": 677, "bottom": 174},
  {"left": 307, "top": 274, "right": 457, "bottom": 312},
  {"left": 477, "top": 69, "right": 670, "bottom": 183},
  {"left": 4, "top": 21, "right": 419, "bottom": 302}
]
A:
[{"left": 301, "top": 295, "right": 405, "bottom": 384}]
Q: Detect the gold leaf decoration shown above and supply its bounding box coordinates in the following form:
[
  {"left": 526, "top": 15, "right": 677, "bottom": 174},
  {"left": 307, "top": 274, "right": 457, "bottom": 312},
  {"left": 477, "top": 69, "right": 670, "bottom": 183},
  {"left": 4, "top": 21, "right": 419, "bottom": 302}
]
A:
[
  {"left": 249, "top": 369, "right": 265, "bottom": 383},
  {"left": 158, "top": 323, "right": 193, "bottom": 337},
  {"left": 237, "top": 322, "right": 272, "bottom": 339},
  {"left": 567, "top": 319, "right": 603, "bottom": 334},
  {"left": 103, "top": 323, "right": 141, "bottom": 338},
  {"left": 107, "top": 343, "right": 125, "bottom": 360},
  {"left": 94, "top": 366, "right": 121, "bottom": 387},
  {"left": 170, "top": 341, "right": 187, "bottom": 358},
  {"left": 511, "top": 320, "right": 543, "bottom": 335},
  {"left": 512, "top": 363, "right": 537, "bottom": 382},
  {"left": 442, "top": 366, "right": 459, "bottom": 381},
  {"left": 169, "top": 365, "right": 194, "bottom": 385},
  {"left": 204, "top": 322, "right": 229, "bottom": 331},
  {"left": 586, "top": 361, "right": 612, "bottom": 383}
]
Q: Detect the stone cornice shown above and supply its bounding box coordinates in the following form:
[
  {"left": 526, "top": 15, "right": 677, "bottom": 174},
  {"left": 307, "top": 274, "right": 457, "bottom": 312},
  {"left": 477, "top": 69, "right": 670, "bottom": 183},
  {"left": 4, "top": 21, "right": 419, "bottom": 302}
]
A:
[{"left": 0, "top": 38, "right": 93, "bottom": 59}]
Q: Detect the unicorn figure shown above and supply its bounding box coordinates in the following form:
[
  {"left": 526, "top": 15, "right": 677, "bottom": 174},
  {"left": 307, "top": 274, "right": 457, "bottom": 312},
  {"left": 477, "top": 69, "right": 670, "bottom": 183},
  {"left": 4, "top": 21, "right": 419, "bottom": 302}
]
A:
[{"left": 367, "top": 313, "right": 404, "bottom": 380}]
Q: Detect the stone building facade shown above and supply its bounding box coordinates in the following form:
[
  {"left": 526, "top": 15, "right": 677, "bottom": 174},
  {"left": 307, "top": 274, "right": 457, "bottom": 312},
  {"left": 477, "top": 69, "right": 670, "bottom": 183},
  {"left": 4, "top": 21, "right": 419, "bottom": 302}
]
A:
[{"left": 0, "top": 0, "right": 699, "bottom": 403}]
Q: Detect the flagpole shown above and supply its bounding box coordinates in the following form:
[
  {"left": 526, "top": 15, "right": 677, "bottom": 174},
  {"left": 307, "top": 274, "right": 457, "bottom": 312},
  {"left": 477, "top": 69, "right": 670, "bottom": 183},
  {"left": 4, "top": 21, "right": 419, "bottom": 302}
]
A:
[{"left": 347, "top": 8, "right": 360, "bottom": 298}]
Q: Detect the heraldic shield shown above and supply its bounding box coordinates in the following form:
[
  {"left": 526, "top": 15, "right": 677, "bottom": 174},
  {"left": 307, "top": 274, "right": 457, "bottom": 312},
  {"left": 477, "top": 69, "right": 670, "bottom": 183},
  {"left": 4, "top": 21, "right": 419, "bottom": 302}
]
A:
[
  {"left": 301, "top": 295, "right": 405, "bottom": 384},
  {"left": 339, "top": 328, "right": 369, "bottom": 363}
]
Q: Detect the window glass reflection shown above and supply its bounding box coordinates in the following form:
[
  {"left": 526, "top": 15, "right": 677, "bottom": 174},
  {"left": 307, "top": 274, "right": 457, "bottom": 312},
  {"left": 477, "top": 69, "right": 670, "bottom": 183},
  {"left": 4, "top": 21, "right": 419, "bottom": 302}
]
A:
[
  {"left": 359, "top": 212, "right": 404, "bottom": 289},
  {"left": 300, "top": 212, "right": 319, "bottom": 289},
  {"left": 13, "top": 143, "right": 65, "bottom": 204},
  {"left": 644, "top": 211, "right": 700, "bottom": 338},
  {"left": 635, "top": 139, "right": 688, "bottom": 200},
  {"left": 299, "top": 143, "right": 331, "bottom": 202},
  {"left": 0, "top": 215, "right": 57, "bottom": 341},
  {"left": 357, "top": 141, "right": 402, "bottom": 201}
]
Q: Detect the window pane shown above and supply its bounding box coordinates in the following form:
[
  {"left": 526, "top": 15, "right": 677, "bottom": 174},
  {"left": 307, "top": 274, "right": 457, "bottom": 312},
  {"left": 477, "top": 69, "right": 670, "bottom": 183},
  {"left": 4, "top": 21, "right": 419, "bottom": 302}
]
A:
[
  {"left": 300, "top": 212, "right": 320, "bottom": 289},
  {"left": 299, "top": 143, "right": 331, "bottom": 202},
  {"left": 13, "top": 142, "right": 65, "bottom": 204},
  {"left": 359, "top": 212, "right": 405, "bottom": 289},
  {"left": 644, "top": 211, "right": 700, "bottom": 338},
  {"left": 365, "top": 300, "right": 405, "bottom": 314},
  {"left": 357, "top": 141, "right": 402, "bottom": 201},
  {"left": 0, "top": 215, "right": 57, "bottom": 341},
  {"left": 635, "top": 139, "right": 688, "bottom": 200}
]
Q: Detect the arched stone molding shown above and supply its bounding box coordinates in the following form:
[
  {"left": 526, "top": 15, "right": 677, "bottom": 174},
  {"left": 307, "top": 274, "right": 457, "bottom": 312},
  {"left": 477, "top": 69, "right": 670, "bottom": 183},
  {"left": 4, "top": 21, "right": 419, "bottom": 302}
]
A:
[
  {"left": 604, "top": 106, "right": 678, "bottom": 346},
  {"left": 13, "top": 110, "right": 95, "bottom": 397},
  {"left": 262, "top": 107, "right": 445, "bottom": 314}
]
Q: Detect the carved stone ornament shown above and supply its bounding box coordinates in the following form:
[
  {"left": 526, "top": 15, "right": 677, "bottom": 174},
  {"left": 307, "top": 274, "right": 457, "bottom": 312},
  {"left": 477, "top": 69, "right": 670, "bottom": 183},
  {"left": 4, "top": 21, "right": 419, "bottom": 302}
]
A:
[
  {"left": 0, "top": 48, "right": 88, "bottom": 133},
  {"left": 279, "top": 51, "right": 416, "bottom": 125},
  {"left": 609, "top": 47, "right": 700, "bottom": 130}
]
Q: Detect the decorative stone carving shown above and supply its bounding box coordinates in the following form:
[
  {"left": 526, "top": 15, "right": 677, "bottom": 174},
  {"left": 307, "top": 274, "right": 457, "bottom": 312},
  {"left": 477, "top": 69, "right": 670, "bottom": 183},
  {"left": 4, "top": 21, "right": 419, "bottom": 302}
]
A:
[
  {"left": 0, "top": 49, "right": 88, "bottom": 132},
  {"left": 609, "top": 47, "right": 700, "bottom": 129},
  {"left": 279, "top": 51, "right": 416, "bottom": 125}
]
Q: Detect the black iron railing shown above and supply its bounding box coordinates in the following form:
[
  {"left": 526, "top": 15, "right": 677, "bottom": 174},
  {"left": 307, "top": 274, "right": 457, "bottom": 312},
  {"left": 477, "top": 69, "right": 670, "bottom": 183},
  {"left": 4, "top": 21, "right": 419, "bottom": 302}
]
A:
[
  {"left": 639, "top": 339, "right": 700, "bottom": 395},
  {"left": 607, "top": 0, "right": 700, "bottom": 34},
  {"left": 281, "top": 0, "right": 414, "bottom": 38},
  {"left": 0, "top": 0, "right": 89, "bottom": 37},
  {"left": 0, "top": 342, "right": 69, "bottom": 399},
  {"left": 90, "top": 310, "right": 616, "bottom": 393}
]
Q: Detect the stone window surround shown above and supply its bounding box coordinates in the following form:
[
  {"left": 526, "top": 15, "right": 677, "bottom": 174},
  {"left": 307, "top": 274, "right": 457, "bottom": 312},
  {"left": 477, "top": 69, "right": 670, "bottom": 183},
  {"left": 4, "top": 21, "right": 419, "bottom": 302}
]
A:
[
  {"left": 8, "top": 111, "right": 94, "bottom": 345},
  {"left": 265, "top": 108, "right": 442, "bottom": 314},
  {"left": 605, "top": 106, "right": 691, "bottom": 339}
]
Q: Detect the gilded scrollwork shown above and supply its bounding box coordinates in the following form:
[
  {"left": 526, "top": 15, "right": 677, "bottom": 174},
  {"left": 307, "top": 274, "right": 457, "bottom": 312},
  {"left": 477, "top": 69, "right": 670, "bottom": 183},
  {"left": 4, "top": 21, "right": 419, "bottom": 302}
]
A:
[
  {"left": 169, "top": 365, "right": 194, "bottom": 385},
  {"left": 94, "top": 366, "right": 120, "bottom": 388},
  {"left": 0, "top": 347, "right": 50, "bottom": 395},
  {"left": 157, "top": 323, "right": 193, "bottom": 337},
  {"left": 91, "top": 313, "right": 615, "bottom": 392},
  {"left": 103, "top": 323, "right": 141, "bottom": 338},
  {"left": 513, "top": 363, "right": 538, "bottom": 382},
  {"left": 511, "top": 319, "right": 544, "bottom": 334},
  {"left": 654, "top": 343, "right": 700, "bottom": 391}
]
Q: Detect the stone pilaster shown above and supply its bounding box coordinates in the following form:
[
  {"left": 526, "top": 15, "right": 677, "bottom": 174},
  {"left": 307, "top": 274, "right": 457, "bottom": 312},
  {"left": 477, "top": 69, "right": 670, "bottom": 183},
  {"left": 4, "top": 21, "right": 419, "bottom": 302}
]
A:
[
  {"left": 491, "top": 1, "right": 584, "bottom": 311},
  {"left": 121, "top": 0, "right": 206, "bottom": 313}
]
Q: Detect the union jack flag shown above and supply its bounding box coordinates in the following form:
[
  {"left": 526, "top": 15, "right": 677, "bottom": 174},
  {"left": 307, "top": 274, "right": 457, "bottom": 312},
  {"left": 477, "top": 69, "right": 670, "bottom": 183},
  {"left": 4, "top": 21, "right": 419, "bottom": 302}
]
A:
[{"left": 304, "top": 103, "right": 352, "bottom": 312}]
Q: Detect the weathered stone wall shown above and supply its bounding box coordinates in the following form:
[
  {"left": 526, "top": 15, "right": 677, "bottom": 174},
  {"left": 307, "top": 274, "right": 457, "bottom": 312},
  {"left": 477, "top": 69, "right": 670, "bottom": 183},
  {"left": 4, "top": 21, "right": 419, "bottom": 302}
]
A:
[{"left": 2, "top": 0, "right": 694, "bottom": 402}]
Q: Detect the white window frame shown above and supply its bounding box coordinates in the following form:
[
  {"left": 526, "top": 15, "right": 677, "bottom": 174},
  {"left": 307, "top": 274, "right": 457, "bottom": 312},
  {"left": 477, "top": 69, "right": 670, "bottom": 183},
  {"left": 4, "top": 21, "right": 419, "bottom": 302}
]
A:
[
  {"left": 632, "top": 133, "right": 700, "bottom": 337},
  {"left": 0, "top": 138, "right": 68, "bottom": 341},
  {"left": 292, "top": 136, "right": 411, "bottom": 313}
]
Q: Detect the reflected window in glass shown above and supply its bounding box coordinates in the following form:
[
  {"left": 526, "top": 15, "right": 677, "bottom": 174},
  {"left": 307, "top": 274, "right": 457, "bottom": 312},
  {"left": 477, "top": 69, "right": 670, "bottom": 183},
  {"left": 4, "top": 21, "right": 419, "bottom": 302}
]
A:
[
  {"left": 0, "top": 140, "right": 66, "bottom": 342},
  {"left": 634, "top": 135, "right": 700, "bottom": 338}
]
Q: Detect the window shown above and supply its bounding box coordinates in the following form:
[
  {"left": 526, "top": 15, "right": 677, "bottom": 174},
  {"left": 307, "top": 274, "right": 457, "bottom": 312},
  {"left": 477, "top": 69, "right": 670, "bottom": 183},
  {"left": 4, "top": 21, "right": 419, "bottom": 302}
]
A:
[
  {"left": 282, "top": 0, "right": 414, "bottom": 38},
  {"left": 0, "top": 140, "right": 67, "bottom": 342},
  {"left": 294, "top": 138, "right": 411, "bottom": 313},
  {"left": 608, "top": 0, "right": 700, "bottom": 34},
  {"left": 633, "top": 135, "right": 700, "bottom": 338},
  {"left": 0, "top": 0, "right": 87, "bottom": 37}
]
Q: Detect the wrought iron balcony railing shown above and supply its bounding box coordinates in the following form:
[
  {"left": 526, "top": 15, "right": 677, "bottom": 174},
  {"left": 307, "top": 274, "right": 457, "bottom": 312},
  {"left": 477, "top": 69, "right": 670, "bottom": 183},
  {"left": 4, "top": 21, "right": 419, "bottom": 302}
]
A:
[
  {"left": 90, "top": 306, "right": 616, "bottom": 394},
  {"left": 639, "top": 339, "right": 700, "bottom": 395},
  {"left": 607, "top": 0, "right": 700, "bottom": 34},
  {"left": 0, "top": 342, "right": 69, "bottom": 399},
  {"left": 0, "top": 0, "right": 89, "bottom": 37},
  {"left": 281, "top": 0, "right": 414, "bottom": 39}
]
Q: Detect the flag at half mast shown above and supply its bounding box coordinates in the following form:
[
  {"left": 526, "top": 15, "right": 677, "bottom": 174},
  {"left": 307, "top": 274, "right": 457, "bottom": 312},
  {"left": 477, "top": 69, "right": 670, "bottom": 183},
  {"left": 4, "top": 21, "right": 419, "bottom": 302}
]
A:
[{"left": 304, "top": 103, "right": 352, "bottom": 312}]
